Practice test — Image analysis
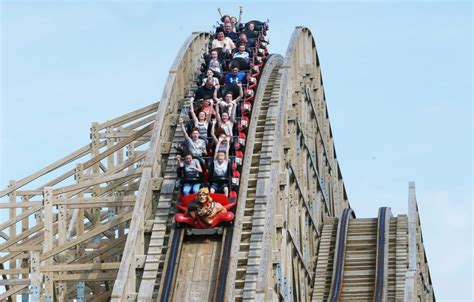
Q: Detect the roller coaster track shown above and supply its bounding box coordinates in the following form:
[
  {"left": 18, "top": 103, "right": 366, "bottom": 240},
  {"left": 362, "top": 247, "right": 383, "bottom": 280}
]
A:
[
  {"left": 313, "top": 203, "right": 434, "bottom": 302},
  {"left": 0, "top": 22, "right": 435, "bottom": 301}
]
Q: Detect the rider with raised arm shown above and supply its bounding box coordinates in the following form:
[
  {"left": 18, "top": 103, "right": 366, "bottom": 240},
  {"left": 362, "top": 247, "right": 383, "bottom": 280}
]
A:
[
  {"left": 179, "top": 117, "right": 207, "bottom": 159},
  {"left": 210, "top": 136, "right": 230, "bottom": 197},
  {"left": 213, "top": 82, "right": 242, "bottom": 115},
  {"left": 215, "top": 94, "right": 237, "bottom": 138},
  {"left": 188, "top": 97, "right": 211, "bottom": 141},
  {"left": 231, "top": 7, "right": 243, "bottom": 32}
]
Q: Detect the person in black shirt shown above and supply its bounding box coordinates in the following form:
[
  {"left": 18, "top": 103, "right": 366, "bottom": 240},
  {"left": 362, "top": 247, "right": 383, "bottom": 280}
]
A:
[
  {"left": 238, "top": 33, "right": 256, "bottom": 49},
  {"left": 224, "top": 22, "right": 239, "bottom": 43},
  {"left": 195, "top": 78, "right": 216, "bottom": 101}
]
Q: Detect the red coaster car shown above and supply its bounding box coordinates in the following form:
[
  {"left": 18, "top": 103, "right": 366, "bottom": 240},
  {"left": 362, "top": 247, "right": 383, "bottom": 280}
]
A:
[{"left": 175, "top": 192, "right": 237, "bottom": 228}]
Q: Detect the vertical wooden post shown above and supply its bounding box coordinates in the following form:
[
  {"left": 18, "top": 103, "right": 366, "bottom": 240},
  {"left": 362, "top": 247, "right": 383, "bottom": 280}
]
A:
[
  {"left": 90, "top": 122, "right": 101, "bottom": 245},
  {"left": 29, "top": 251, "right": 41, "bottom": 302},
  {"left": 57, "top": 194, "right": 67, "bottom": 301},
  {"left": 43, "top": 187, "right": 54, "bottom": 302},
  {"left": 21, "top": 195, "right": 30, "bottom": 302},
  {"left": 8, "top": 180, "right": 17, "bottom": 302},
  {"left": 77, "top": 282, "right": 85, "bottom": 302},
  {"left": 117, "top": 138, "right": 125, "bottom": 241},
  {"left": 75, "top": 164, "right": 85, "bottom": 300},
  {"left": 107, "top": 126, "right": 117, "bottom": 239}
]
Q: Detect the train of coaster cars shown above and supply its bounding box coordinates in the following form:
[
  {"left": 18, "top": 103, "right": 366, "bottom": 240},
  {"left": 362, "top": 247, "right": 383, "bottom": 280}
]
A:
[{"left": 174, "top": 19, "right": 269, "bottom": 230}]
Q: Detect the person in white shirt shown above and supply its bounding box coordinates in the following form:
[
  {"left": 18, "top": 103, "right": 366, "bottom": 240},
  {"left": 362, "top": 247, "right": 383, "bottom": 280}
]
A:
[
  {"left": 232, "top": 44, "right": 250, "bottom": 63},
  {"left": 207, "top": 50, "right": 223, "bottom": 74},
  {"left": 212, "top": 31, "right": 235, "bottom": 53},
  {"left": 201, "top": 69, "right": 220, "bottom": 87},
  {"left": 210, "top": 136, "right": 230, "bottom": 196},
  {"left": 213, "top": 82, "right": 242, "bottom": 116},
  {"left": 215, "top": 98, "right": 237, "bottom": 138}
]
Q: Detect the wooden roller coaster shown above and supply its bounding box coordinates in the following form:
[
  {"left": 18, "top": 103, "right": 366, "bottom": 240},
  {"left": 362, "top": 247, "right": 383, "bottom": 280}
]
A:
[{"left": 0, "top": 20, "right": 434, "bottom": 301}]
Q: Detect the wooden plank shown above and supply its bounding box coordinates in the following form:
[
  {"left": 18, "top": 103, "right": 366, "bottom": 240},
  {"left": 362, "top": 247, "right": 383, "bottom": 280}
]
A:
[
  {"left": 8, "top": 180, "right": 17, "bottom": 294},
  {"left": 96, "top": 102, "right": 158, "bottom": 130},
  {"left": 123, "top": 114, "right": 156, "bottom": 131},
  {"left": 0, "top": 223, "right": 45, "bottom": 251},
  {"left": 0, "top": 202, "right": 42, "bottom": 209},
  {"left": 53, "top": 195, "right": 136, "bottom": 206},
  {"left": 41, "top": 262, "right": 121, "bottom": 272},
  {"left": 30, "top": 251, "right": 41, "bottom": 301},
  {"left": 0, "top": 284, "right": 28, "bottom": 301},
  {"left": 40, "top": 211, "right": 133, "bottom": 262},
  {"left": 0, "top": 268, "right": 29, "bottom": 274},
  {"left": 53, "top": 272, "right": 117, "bottom": 281},
  {"left": 82, "top": 123, "right": 153, "bottom": 171},
  {"left": 0, "top": 144, "right": 91, "bottom": 198},
  {"left": 3, "top": 246, "right": 42, "bottom": 252},
  {"left": 43, "top": 187, "right": 54, "bottom": 300},
  {"left": 0, "top": 204, "right": 41, "bottom": 233},
  {"left": 111, "top": 169, "right": 152, "bottom": 300},
  {"left": 52, "top": 167, "right": 143, "bottom": 196},
  {"left": 57, "top": 202, "right": 68, "bottom": 301},
  {"left": 0, "top": 279, "right": 30, "bottom": 286}
]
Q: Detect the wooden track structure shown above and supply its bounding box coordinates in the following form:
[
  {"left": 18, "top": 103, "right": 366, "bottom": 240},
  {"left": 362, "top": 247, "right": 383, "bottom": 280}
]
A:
[{"left": 0, "top": 26, "right": 434, "bottom": 301}]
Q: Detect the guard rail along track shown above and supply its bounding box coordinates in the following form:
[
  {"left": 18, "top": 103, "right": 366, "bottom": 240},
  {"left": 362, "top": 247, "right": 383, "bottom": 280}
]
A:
[{"left": 0, "top": 21, "right": 435, "bottom": 301}]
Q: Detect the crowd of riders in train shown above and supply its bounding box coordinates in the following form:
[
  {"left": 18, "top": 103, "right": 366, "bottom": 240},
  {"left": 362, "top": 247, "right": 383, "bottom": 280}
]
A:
[{"left": 174, "top": 7, "right": 269, "bottom": 228}]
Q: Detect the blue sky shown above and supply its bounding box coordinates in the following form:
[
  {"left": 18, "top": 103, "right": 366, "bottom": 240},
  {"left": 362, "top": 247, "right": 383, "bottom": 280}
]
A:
[{"left": 1, "top": 1, "right": 472, "bottom": 300}]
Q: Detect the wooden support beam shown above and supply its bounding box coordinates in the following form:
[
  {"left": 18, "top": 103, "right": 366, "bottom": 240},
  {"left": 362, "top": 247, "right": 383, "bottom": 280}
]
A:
[
  {"left": 0, "top": 202, "right": 42, "bottom": 209},
  {"left": 3, "top": 246, "right": 42, "bottom": 252},
  {"left": 287, "top": 228, "right": 313, "bottom": 281},
  {"left": 0, "top": 144, "right": 91, "bottom": 198},
  {"left": 53, "top": 272, "right": 117, "bottom": 281},
  {"left": 8, "top": 180, "right": 17, "bottom": 299},
  {"left": 288, "top": 163, "right": 320, "bottom": 237},
  {"left": 40, "top": 211, "right": 133, "bottom": 262},
  {"left": 43, "top": 187, "right": 54, "bottom": 301},
  {"left": 53, "top": 167, "right": 143, "bottom": 196},
  {"left": 0, "top": 205, "right": 43, "bottom": 232},
  {"left": 96, "top": 102, "right": 158, "bottom": 130},
  {"left": 57, "top": 201, "right": 68, "bottom": 301},
  {"left": 0, "top": 223, "right": 45, "bottom": 252},
  {"left": 41, "top": 262, "right": 121, "bottom": 272},
  {"left": 0, "top": 284, "right": 28, "bottom": 301},
  {"left": 0, "top": 268, "right": 29, "bottom": 274},
  {"left": 0, "top": 280, "right": 30, "bottom": 286},
  {"left": 81, "top": 123, "right": 153, "bottom": 171},
  {"left": 53, "top": 195, "right": 136, "bottom": 207},
  {"left": 30, "top": 251, "right": 41, "bottom": 302}
]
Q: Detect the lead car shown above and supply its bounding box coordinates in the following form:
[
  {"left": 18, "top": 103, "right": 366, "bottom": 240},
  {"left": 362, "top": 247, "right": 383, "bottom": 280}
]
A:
[{"left": 174, "top": 190, "right": 237, "bottom": 235}]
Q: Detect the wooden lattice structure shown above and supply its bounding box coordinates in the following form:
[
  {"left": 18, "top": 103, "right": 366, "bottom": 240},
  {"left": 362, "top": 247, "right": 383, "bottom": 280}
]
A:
[{"left": 0, "top": 25, "right": 434, "bottom": 302}]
